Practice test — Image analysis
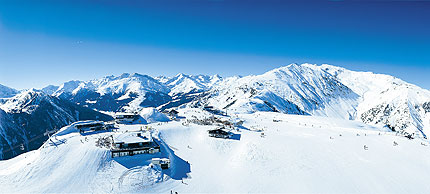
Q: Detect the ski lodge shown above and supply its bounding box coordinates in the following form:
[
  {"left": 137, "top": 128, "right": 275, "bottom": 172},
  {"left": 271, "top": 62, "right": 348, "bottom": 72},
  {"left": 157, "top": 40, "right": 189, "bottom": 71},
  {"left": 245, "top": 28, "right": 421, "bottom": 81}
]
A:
[
  {"left": 115, "top": 112, "right": 138, "bottom": 123},
  {"left": 208, "top": 127, "right": 231, "bottom": 139},
  {"left": 111, "top": 131, "right": 160, "bottom": 158},
  {"left": 75, "top": 121, "right": 105, "bottom": 133},
  {"left": 167, "top": 109, "right": 179, "bottom": 118}
]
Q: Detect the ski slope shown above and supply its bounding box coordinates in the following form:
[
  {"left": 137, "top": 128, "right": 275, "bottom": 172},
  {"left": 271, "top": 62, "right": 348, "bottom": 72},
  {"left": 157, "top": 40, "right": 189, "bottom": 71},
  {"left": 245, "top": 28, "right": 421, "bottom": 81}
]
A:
[{"left": 1, "top": 108, "right": 430, "bottom": 193}]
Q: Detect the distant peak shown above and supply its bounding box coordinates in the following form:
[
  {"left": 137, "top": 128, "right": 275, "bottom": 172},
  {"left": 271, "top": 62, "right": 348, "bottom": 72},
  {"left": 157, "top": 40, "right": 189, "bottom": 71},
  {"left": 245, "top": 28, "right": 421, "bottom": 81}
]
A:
[
  {"left": 0, "top": 83, "right": 16, "bottom": 90},
  {"left": 0, "top": 84, "right": 18, "bottom": 98},
  {"left": 130, "top": 73, "right": 145, "bottom": 77},
  {"left": 63, "top": 80, "right": 82, "bottom": 84},
  {"left": 287, "top": 63, "right": 299, "bottom": 68},
  {"left": 119, "top": 73, "right": 131, "bottom": 78},
  {"left": 21, "top": 88, "right": 45, "bottom": 96},
  {"left": 211, "top": 74, "right": 222, "bottom": 79},
  {"left": 175, "top": 73, "right": 188, "bottom": 78}
]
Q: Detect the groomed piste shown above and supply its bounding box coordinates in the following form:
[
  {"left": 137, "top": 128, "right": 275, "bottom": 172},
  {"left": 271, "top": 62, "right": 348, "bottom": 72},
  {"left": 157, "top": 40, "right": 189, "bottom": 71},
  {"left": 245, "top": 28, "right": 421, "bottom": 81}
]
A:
[{"left": 1, "top": 108, "right": 430, "bottom": 193}]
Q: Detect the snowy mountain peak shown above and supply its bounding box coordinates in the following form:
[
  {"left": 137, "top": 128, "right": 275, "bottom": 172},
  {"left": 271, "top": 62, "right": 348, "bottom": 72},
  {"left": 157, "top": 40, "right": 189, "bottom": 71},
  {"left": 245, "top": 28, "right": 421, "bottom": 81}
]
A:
[
  {"left": 210, "top": 74, "right": 222, "bottom": 81},
  {"left": 127, "top": 73, "right": 154, "bottom": 80},
  {"left": 48, "top": 73, "right": 171, "bottom": 112},
  {"left": 29, "top": 64, "right": 430, "bottom": 138},
  {"left": 154, "top": 75, "right": 170, "bottom": 84},
  {"left": 0, "top": 89, "right": 54, "bottom": 113},
  {"left": 0, "top": 84, "right": 18, "bottom": 98},
  {"left": 119, "top": 73, "right": 131, "bottom": 78},
  {"left": 309, "top": 64, "right": 430, "bottom": 138},
  {"left": 165, "top": 73, "right": 223, "bottom": 96},
  {"left": 53, "top": 80, "right": 83, "bottom": 98},
  {"left": 174, "top": 73, "right": 186, "bottom": 78},
  {"left": 193, "top": 63, "right": 358, "bottom": 118},
  {"left": 41, "top": 85, "right": 59, "bottom": 95}
]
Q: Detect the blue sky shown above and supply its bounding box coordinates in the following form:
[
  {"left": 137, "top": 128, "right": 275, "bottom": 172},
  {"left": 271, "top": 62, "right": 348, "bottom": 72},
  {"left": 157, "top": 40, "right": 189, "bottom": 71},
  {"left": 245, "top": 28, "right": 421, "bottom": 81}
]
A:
[{"left": 0, "top": 0, "right": 429, "bottom": 89}]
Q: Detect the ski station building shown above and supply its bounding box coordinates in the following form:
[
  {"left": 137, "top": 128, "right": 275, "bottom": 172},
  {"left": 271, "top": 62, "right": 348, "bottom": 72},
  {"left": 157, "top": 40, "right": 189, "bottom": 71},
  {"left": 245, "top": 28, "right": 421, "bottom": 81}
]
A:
[
  {"left": 166, "top": 109, "right": 179, "bottom": 119},
  {"left": 208, "top": 127, "right": 231, "bottom": 139},
  {"left": 110, "top": 131, "right": 160, "bottom": 158},
  {"left": 75, "top": 121, "right": 105, "bottom": 133},
  {"left": 114, "top": 112, "right": 138, "bottom": 123}
]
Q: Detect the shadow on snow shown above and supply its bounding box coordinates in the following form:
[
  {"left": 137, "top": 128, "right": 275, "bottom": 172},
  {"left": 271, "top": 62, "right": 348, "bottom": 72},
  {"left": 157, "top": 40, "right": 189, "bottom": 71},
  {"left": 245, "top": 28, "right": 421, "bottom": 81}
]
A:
[
  {"left": 230, "top": 133, "right": 241, "bottom": 141},
  {"left": 154, "top": 138, "right": 191, "bottom": 180}
]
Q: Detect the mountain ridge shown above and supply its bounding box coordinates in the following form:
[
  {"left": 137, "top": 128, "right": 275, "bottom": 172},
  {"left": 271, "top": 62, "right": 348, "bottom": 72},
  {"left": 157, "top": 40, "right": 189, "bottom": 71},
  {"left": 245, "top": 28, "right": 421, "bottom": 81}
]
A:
[
  {"left": 1, "top": 63, "right": 429, "bottom": 159},
  {"left": 0, "top": 89, "right": 113, "bottom": 159},
  {"left": 36, "top": 64, "right": 430, "bottom": 138}
]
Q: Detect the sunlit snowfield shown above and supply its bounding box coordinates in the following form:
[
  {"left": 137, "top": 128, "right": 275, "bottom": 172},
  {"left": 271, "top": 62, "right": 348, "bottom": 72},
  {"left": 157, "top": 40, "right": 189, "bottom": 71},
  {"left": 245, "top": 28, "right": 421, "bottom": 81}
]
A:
[{"left": 1, "top": 108, "right": 429, "bottom": 193}]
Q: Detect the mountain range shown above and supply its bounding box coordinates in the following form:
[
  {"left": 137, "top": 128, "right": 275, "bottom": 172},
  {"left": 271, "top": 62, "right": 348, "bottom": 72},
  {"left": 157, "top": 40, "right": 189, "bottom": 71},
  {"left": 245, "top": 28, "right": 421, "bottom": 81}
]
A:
[
  {"left": 1, "top": 63, "right": 429, "bottom": 159},
  {"left": 0, "top": 89, "right": 112, "bottom": 159}
]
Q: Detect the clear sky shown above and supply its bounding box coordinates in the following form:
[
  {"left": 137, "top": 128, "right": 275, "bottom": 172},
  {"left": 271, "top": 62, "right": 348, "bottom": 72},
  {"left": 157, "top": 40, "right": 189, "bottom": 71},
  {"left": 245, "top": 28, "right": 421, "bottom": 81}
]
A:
[{"left": 0, "top": 0, "right": 429, "bottom": 90}]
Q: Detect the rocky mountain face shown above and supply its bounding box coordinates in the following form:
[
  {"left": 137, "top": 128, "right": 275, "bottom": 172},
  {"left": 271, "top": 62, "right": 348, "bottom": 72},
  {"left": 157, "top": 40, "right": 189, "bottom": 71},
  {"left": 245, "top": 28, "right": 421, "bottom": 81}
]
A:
[
  {"left": 52, "top": 73, "right": 172, "bottom": 112},
  {"left": 189, "top": 64, "right": 429, "bottom": 138},
  {"left": 157, "top": 73, "right": 222, "bottom": 111},
  {"left": 321, "top": 64, "right": 430, "bottom": 138},
  {"left": 163, "top": 73, "right": 222, "bottom": 96},
  {"left": 41, "top": 85, "right": 59, "bottom": 95},
  {"left": 189, "top": 64, "right": 358, "bottom": 118},
  {"left": 0, "top": 84, "right": 18, "bottom": 98},
  {"left": 51, "top": 73, "right": 222, "bottom": 112},
  {"left": 0, "top": 89, "right": 112, "bottom": 159},
  {"left": 0, "top": 108, "right": 26, "bottom": 160},
  {"left": 45, "top": 64, "right": 430, "bottom": 138},
  {"left": 1, "top": 63, "right": 429, "bottom": 160}
]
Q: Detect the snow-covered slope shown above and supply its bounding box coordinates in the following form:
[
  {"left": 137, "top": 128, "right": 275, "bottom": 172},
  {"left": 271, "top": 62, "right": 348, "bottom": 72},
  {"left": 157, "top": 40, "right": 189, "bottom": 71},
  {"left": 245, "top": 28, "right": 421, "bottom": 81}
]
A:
[
  {"left": 0, "top": 84, "right": 18, "bottom": 98},
  {"left": 191, "top": 64, "right": 358, "bottom": 118},
  {"left": 321, "top": 64, "right": 430, "bottom": 138},
  {"left": 50, "top": 73, "right": 221, "bottom": 112},
  {"left": 154, "top": 73, "right": 222, "bottom": 111},
  {"left": 139, "top": 107, "right": 170, "bottom": 123},
  {"left": 0, "top": 108, "right": 27, "bottom": 160},
  {"left": 0, "top": 89, "right": 113, "bottom": 159},
  {"left": 1, "top": 88, "right": 62, "bottom": 114},
  {"left": 38, "top": 64, "right": 430, "bottom": 137},
  {"left": 154, "top": 75, "right": 170, "bottom": 85},
  {"left": 1, "top": 109, "right": 430, "bottom": 193},
  {"left": 165, "top": 73, "right": 222, "bottom": 96},
  {"left": 53, "top": 80, "right": 83, "bottom": 98}
]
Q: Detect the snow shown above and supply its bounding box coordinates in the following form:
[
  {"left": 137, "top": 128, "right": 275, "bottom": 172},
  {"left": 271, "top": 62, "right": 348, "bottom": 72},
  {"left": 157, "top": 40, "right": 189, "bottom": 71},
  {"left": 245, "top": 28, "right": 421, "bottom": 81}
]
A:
[
  {"left": 1, "top": 108, "right": 430, "bottom": 193},
  {"left": 0, "top": 88, "right": 52, "bottom": 113},
  {"left": 165, "top": 73, "right": 222, "bottom": 96},
  {"left": 113, "top": 131, "right": 152, "bottom": 144},
  {"left": 138, "top": 108, "right": 170, "bottom": 123},
  {"left": 40, "top": 85, "right": 59, "bottom": 95},
  {"left": 200, "top": 64, "right": 358, "bottom": 119},
  {"left": 188, "top": 63, "right": 430, "bottom": 137},
  {"left": 52, "top": 73, "right": 171, "bottom": 112},
  {"left": 0, "top": 123, "right": 166, "bottom": 193},
  {"left": 94, "top": 73, "right": 169, "bottom": 95},
  {"left": 0, "top": 84, "right": 18, "bottom": 98},
  {"left": 2, "top": 63, "right": 430, "bottom": 192},
  {"left": 53, "top": 80, "right": 83, "bottom": 97},
  {"left": 40, "top": 64, "right": 429, "bottom": 137},
  {"left": 320, "top": 64, "right": 430, "bottom": 137}
]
